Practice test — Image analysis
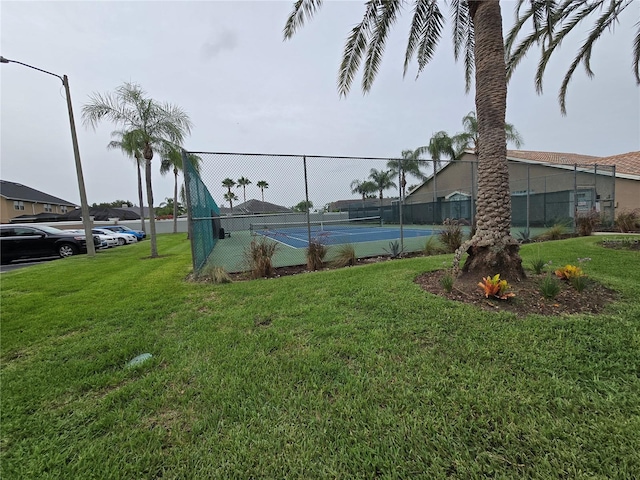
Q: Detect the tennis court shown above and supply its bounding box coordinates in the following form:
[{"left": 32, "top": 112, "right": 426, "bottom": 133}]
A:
[{"left": 250, "top": 216, "right": 436, "bottom": 249}]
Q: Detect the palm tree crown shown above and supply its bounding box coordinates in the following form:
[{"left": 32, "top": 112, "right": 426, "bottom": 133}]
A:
[
  {"left": 387, "top": 149, "right": 428, "bottom": 199},
  {"left": 256, "top": 180, "right": 269, "bottom": 203},
  {"left": 350, "top": 179, "right": 377, "bottom": 201},
  {"left": 368, "top": 168, "right": 397, "bottom": 201},
  {"left": 237, "top": 177, "right": 251, "bottom": 203}
]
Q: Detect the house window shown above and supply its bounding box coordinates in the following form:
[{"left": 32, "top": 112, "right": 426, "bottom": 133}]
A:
[
  {"left": 60, "top": 205, "right": 68, "bottom": 213},
  {"left": 44, "top": 204, "right": 52, "bottom": 213},
  {"left": 13, "top": 201, "right": 24, "bottom": 210}
]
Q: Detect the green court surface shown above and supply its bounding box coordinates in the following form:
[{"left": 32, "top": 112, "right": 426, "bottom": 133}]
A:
[{"left": 204, "top": 226, "right": 548, "bottom": 273}]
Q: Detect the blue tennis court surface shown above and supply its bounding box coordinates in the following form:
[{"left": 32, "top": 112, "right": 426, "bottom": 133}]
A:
[{"left": 253, "top": 226, "right": 436, "bottom": 249}]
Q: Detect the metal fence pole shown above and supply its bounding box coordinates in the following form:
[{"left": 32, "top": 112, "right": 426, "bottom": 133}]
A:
[
  {"left": 526, "top": 164, "right": 530, "bottom": 234},
  {"left": 182, "top": 150, "right": 197, "bottom": 273},
  {"left": 573, "top": 164, "right": 578, "bottom": 233},
  {"left": 433, "top": 159, "right": 438, "bottom": 224},
  {"left": 397, "top": 158, "right": 404, "bottom": 252},
  {"left": 612, "top": 165, "right": 616, "bottom": 225},
  {"left": 303, "top": 155, "right": 311, "bottom": 245}
]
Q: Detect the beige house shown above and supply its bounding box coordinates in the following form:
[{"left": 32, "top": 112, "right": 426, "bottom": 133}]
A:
[
  {"left": 405, "top": 150, "right": 639, "bottom": 227},
  {"left": 0, "top": 180, "right": 78, "bottom": 224}
]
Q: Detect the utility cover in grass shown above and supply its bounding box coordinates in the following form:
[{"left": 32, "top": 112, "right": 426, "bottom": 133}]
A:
[{"left": 126, "top": 353, "right": 152, "bottom": 367}]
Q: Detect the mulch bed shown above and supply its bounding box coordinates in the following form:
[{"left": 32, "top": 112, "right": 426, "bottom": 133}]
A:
[{"left": 414, "top": 270, "right": 619, "bottom": 317}]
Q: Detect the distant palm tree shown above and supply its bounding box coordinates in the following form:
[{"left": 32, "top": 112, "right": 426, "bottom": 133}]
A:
[
  {"left": 256, "top": 180, "right": 269, "bottom": 203},
  {"left": 107, "top": 129, "right": 146, "bottom": 233},
  {"left": 224, "top": 191, "right": 238, "bottom": 211},
  {"left": 160, "top": 145, "right": 202, "bottom": 233},
  {"left": 368, "top": 169, "right": 396, "bottom": 203},
  {"left": 83, "top": 82, "right": 192, "bottom": 258},
  {"left": 237, "top": 177, "right": 251, "bottom": 203},
  {"left": 350, "top": 179, "right": 377, "bottom": 201},
  {"left": 222, "top": 178, "right": 236, "bottom": 196},
  {"left": 386, "top": 149, "right": 427, "bottom": 200}
]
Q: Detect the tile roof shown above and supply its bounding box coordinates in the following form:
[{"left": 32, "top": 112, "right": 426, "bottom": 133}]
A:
[
  {"left": 507, "top": 150, "right": 640, "bottom": 177},
  {"left": 0, "top": 180, "right": 77, "bottom": 206}
]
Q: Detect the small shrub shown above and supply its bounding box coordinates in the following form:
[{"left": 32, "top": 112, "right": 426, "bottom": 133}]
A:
[
  {"left": 245, "top": 237, "right": 278, "bottom": 279},
  {"left": 306, "top": 239, "right": 327, "bottom": 271},
  {"left": 576, "top": 210, "right": 600, "bottom": 236},
  {"left": 331, "top": 244, "right": 357, "bottom": 268},
  {"left": 517, "top": 229, "right": 532, "bottom": 244},
  {"left": 615, "top": 209, "right": 640, "bottom": 232},
  {"left": 440, "top": 272, "right": 454, "bottom": 293},
  {"left": 570, "top": 275, "right": 589, "bottom": 293},
  {"left": 539, "top": 224, "right": 566, "bottom": 241},
  {"left": 384, "top": 240, "right": 403, "bottom": 258},
  {"left": 422, "top": 236, "right": 443, "bottom": 256},
  {"left": 478, "top": 274, "right": 515, "bottom": 300},
  {"left": 555, "top": 264, "right": 584, "bottom": 280},
  {"left": 540, "top": 274, "right": 561, "bottom": 299},
  {"left": 200, "top": 265, "right": 232, "bottom": 284},
  {"left": 438, "top": 219, "right": 463, "bottom": 253},
  {"left": 529, "top": 257, "right": 547, "bottom": 275}
]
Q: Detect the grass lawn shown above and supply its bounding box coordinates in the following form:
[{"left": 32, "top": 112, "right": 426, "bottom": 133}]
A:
[{"left": 1, "top": 234, "right": 639, "bottom": 478}]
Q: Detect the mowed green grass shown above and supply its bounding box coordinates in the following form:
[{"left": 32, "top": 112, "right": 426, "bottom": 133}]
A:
[{"left": 1, "top": 235, "right": 639, "bottom": 478}]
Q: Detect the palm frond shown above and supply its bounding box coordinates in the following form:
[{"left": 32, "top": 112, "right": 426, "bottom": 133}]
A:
[
  {"left": 362, "top": 1, "right": 402, "bottom": 93},
  {"left": 413, "top": 1, "right": 444, "bottom": 77},
  {"left": 338, "top": 1, "right": 379, "bottom": 96},
  {"left": 634, "top": 20, "right": 640, "bottom": 83},
  {"left": 283, "top": 0, "right": 324, "bottom": 39},
  {"left": 404, "top": 0, "right": 438, "bottom": 76}
]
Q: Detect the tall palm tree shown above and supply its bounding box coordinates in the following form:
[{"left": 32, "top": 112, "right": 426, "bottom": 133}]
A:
[
  {"left": 350, "top": 179, "right": 377, "bottom": 201},
  {"left": 224, "top": 191, "right": 238, "bottom": 211},
  {"left": 82, "top": 82, "right": 192, "bottom": 258},
  {"left": 160, "top": 145, "right": 202, "bottom": 233},
  {"left": 107, "top": 129, "right": 146, "bottom": 234},
  {"left": 368, "top": 169, "right": 396, "bottom": 202},
  {"left": 256, "top": 180, "right": 269, "bottom": 203},
  {"left": 222, "top": 178, "right": 236, "bottom": 196},
  {"left": 284, "top": 1, "right": 635, "bottom": 278},
  {"left": 237, "top": 177, "right": 251, "bottom": 203},
  {"left": 428, "top": 111, "right": 523, "bottom": 161},
  {"left": 387, "top": 149, "right": 427, "bottom": 200}
]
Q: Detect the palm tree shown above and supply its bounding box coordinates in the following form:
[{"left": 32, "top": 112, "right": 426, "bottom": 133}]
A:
[
  {"left": 222, "top": 178, "right": 236, "bottom": 196},
  {"left": 368, "top": 169, "right": 396, "bottom": 202},
  {"left": 160, "top": 145, "right": 202, "bottom": 233},
  {"left": 428, "top": 111, "right": 523, "bottom": 161},
  {"left": 285, "top": 1, "right": 636, "bottom": 278},
  {"left": 224, "top": 191, "right": 238, "bottom": 211},
  {"left": 256, "top": 180, "right": 269, "bottom": 203},
  {"left": 350, "top": 179, "right": 377, "bottom": 201},
  {"left": 107, "top": 129, "right": 146, "bottom": 234},
  {"left": 237, "top": 177, "right": 251, "bottom": 203},
  {"left": 82, "top": 82, "right": 192, "bottom": 258},
  {"left": 387, "top": 149, "right": 427, "bottom": 200}
]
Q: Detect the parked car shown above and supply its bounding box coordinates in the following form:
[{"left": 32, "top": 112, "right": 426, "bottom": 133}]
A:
[
  {"left": 66, "top": 229, "right": 119, "bottom": 249},
  {"left": 0, "top": 224, "right": 101, "bottom": 264},
  {"left": 92, "top": 227, "right": 137, "bottom": 246},
  {"left": 100, "top": 225, "right": 145, "bottom": 241}
]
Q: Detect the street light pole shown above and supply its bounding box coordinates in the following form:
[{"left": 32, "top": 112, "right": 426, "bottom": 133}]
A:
[{"left": 1, "top": 56, "right": 95, "bottom": 256}]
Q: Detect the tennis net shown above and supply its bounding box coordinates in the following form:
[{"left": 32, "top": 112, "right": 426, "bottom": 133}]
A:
[{"left": 250, "top": 216, "right": 381, "bottom": 234}]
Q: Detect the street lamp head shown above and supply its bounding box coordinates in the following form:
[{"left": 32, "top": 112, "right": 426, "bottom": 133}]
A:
[{"left": 0, "top": 56, "right": 11, "bottom": 63}]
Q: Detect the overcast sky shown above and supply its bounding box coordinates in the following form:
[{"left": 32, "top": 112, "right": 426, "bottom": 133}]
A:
[{"left": 1, "top": 0, "right": 638, "bottom": 210}]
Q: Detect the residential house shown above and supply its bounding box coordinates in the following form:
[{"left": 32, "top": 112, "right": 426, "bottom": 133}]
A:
[
  {"left": 405, "top": 150, "right": 639, "bottom": 227},
  {"left": 0, "top": 180, "right": 78, "bottom": 224}
]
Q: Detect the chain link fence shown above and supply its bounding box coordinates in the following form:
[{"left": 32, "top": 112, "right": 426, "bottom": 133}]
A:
[{"left": 183, "top": 151, "right": 615, "bottom": 274}]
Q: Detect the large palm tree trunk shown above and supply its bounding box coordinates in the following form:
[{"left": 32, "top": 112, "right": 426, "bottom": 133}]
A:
[
  {"left": 457, "top": 1, "right": 524, "bottom": 279},
  {"left": 136, "top": 157, "right": 146, "bottom": 234},
  {"left": 144, "top": 145, "right": 158, "bottom": 258}
]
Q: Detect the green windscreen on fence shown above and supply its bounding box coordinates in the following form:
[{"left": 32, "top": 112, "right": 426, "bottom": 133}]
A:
[{"left": 183, "top": 151, "right": 221, "bottom": 272}]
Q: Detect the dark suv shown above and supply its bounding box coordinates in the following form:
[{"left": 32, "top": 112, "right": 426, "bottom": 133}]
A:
[{"left": 0, "top": 224, "right": 101, "bottom": 264}]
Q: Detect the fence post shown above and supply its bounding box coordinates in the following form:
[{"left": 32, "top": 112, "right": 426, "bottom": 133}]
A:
[
  {"left": 573, "top": 164, "right": 578, "bottom": 233},
  {"left": 612, "top": 165, "right": 616, "bottom": 225},
  {"left": 433, "top": 159, "right": 438, "bottom": 224},
  {"left": 526, "top": 164, "right": 530, "bottom": 234},
  {"left": 470, "top": 160, "right": 475, "bottom": 227},
  {"left": 182, "top": 150, "right": 197, "bottom": 273},
  {"left": 303, "top": 155, "right": 311, "bottom": 245},
  {"left": 397, "top": 158, "right": 404, "bottom": 252}
]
